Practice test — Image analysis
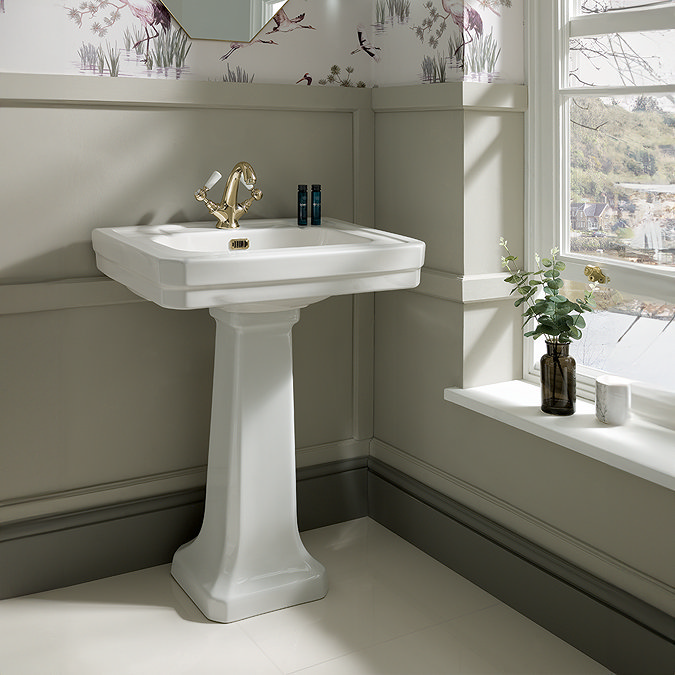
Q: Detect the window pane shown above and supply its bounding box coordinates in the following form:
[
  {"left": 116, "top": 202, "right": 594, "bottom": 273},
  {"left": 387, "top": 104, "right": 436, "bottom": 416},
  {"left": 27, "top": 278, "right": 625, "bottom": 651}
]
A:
[
  {"left": 568, "top": 95, "right": 675, "bottom": 268},
  {"left": 569, "top": 30, "right": 675, "bottom": 87},
  {"left": 532, "top": 281, "right": 675, "bottom": 393},
  {"left": 556, "top": 282, "right": 675, "bottom": 393},
  {"left": 578, "top": 0, "right": 673, "bottom": 14}
]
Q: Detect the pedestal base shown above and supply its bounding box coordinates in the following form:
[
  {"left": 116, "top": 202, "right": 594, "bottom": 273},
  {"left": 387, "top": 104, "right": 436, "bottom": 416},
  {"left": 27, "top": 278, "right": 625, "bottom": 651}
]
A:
[
  {"left": 170, "top": 308, "right": 327, "bottom": 622},
  {"left": 172, "top": 540, "right": 327, "bottom": 623}
]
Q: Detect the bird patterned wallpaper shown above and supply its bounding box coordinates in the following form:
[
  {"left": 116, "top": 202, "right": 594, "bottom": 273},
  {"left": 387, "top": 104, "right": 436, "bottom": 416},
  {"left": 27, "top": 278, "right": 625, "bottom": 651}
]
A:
[{"left": 0, "top": 0, "right": 523, "bottom": 87}]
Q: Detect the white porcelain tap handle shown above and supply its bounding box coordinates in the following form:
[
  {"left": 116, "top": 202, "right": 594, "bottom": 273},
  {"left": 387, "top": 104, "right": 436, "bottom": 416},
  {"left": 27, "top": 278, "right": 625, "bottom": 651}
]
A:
[{"left": 205, "top": 171, "right": 222, "bottom": 190}]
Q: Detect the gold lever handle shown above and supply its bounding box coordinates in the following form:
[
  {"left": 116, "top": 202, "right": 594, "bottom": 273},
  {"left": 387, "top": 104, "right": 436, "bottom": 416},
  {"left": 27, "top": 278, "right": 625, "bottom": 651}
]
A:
[{"left": 584, "top": 265, "right": 610, "bottom": 284}]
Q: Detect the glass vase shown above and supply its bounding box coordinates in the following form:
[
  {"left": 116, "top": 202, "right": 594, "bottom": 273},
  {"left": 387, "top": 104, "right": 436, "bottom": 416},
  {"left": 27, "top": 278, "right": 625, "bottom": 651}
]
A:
[{"left": 540, "top": 341, "right": 576, "bottom": 416}]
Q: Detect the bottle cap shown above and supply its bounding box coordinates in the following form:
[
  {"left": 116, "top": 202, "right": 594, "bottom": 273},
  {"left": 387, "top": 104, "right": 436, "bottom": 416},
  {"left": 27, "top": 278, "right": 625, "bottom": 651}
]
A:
[
  {"left": 312, "top": 184, "right": 321, "bottom": 190},
  {"left": 298, "top": 184, "right": 307, "bottom": 191}
]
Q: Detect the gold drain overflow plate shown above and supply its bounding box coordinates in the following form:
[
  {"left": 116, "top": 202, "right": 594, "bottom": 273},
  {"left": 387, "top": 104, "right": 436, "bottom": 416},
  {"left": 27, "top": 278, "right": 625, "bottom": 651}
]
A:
[{"left": 229, "top": 238, "right": 250, "bottom": 251}]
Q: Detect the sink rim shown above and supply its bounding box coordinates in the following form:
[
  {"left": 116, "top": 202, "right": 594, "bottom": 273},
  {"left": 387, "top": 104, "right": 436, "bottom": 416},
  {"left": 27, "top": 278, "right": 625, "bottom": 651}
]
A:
[
  {"left": 100, "top": 218, "right": 417, "bottom": 259},
  {"left": 92, "top": 217, "right": 426, "bottom": 312}
]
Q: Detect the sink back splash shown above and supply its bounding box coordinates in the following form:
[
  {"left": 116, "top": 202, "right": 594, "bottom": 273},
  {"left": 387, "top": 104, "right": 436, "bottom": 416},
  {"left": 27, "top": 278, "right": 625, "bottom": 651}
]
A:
[{"left": 0, "top": 0, "right": 523, "bottom": 86}]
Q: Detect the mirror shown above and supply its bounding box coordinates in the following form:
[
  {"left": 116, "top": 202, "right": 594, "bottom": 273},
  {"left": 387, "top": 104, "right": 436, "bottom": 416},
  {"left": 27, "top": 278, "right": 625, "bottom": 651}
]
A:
[{"left": 162, "top": 0, "right": 289, "bottom": 43}]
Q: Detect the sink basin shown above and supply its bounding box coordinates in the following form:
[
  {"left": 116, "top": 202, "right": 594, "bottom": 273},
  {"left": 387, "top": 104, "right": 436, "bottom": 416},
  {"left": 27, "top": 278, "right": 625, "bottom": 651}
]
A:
[
  {"left": 91, "top": 217, "right": 424, "bottom": 623},
  {"left": 92, "top": 218, "right": 425, "bottom": 312}
]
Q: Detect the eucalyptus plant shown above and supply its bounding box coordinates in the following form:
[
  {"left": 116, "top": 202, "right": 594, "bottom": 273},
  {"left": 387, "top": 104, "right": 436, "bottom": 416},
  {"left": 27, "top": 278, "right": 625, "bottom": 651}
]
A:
[{"left": 500, "top": 238, "right": 595, "bottom": 344}]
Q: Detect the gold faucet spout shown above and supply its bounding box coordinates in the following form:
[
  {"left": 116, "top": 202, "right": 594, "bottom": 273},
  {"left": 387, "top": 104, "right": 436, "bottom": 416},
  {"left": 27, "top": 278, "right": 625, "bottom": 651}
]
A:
[{"left": 195, "top": 161, "right": 263, "bottom": 228}]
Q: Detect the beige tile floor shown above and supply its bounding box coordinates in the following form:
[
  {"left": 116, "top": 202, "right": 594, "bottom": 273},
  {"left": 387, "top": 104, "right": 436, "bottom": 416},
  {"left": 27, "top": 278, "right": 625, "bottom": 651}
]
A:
[{"left": 0, "top": 518, "right": 612, "bottom": 674}]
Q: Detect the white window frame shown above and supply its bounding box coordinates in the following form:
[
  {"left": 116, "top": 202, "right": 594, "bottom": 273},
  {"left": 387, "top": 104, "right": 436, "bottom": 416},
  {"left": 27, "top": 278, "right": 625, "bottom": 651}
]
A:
[{"left": 526, "top": 1, "right": 675, "bottom": 414}]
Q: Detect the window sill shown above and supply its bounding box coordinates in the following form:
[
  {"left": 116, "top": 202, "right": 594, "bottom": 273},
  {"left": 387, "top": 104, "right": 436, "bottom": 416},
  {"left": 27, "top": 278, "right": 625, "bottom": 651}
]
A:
[{"left": 443, "top": 381, "right": 675, "bottom": 491}]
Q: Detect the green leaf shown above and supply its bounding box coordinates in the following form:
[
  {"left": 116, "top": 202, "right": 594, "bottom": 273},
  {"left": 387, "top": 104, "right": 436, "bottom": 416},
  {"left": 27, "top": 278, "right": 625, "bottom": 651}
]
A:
[
  {"left": 543, "top": 269, "right": 561, "bottom": 279},
  {"left": 569, "top": 326, "right": 582, "bottom": 340},
  {"left": 537, "top": 306, "right": 556, "bottom": 317},
  {"left": 504, "top": 275, "right": 520, "bottom": 284},
  {"left": 574, "top": 315, "right": 586, "bottom": 329},
  {"left": 542, "top": 258, "right": 553, "bottom": 267},
  {"left": 514, "top": 296, "right": 526, "bottom": 307},
  {"left": 518, "top": 286, "right": 531, "bottom": 295},
  {"left": 542, "top": 326, "right": 561, "bottom": 336},
  {"left": 525, "top": 325, "right": 546, "bottom": 338},
  {"left": 546, "top": 278, "right": 564, "bottom": 290},
  {"left": 551, "top": 294, "right": 568, "bottom": 303},
  {"left": 554, "top": 261, "right": 566, "bottom": 271}
]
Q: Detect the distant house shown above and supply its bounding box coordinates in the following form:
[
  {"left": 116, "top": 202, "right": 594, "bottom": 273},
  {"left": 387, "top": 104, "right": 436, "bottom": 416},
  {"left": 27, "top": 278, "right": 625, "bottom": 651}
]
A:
[{"left": 570, "top": 202, "right": 609, "bottom": 232}]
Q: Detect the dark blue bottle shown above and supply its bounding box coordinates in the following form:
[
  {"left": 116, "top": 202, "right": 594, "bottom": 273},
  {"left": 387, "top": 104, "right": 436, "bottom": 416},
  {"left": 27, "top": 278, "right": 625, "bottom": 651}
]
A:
[
  {"left": 311, "top": 184, "right": 321, "bottom": 226},
  {"left": 297, "top": 184, "right": 307, "bottom": 226}
]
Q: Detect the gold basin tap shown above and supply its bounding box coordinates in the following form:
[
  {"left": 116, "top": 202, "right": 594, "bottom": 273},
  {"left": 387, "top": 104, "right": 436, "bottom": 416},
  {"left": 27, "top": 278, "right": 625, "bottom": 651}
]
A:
[{"left": 195, "top": 161, "right": 263, "bottom": 228}]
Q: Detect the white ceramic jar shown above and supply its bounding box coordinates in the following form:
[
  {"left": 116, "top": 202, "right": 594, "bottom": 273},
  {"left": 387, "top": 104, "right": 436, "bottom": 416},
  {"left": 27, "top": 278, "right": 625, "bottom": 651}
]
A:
[{"left": 596, "top": 375, "right": 631, "bottom": 426}]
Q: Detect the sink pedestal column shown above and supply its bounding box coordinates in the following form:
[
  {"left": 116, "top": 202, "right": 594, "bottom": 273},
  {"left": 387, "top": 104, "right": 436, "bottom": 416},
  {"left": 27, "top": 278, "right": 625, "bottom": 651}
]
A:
[{"left": 171, "top": 307, "right": 327, "bottom": 623}]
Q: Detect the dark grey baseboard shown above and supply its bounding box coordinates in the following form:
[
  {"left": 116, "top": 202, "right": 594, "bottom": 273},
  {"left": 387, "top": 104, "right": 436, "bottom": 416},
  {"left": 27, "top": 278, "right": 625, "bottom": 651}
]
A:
[
  {"left": 367, "top": 458, "right": 675, "bottom": 675},
  {"left": 0, "top": 489, "right": 207, "bottom": 600},
  {"left": 297, "top": 457, "right": 368, "bottom": 531},
  {"left": 2, "top": 455, "right": 672, "bottom": 675},
  {"left": 0, "top": 458, "right": 368, "bottom": 601}
]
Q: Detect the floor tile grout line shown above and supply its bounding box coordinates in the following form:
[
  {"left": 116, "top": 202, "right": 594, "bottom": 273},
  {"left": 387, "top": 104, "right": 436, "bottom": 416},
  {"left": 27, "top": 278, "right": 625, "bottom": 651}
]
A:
[
  {"left": 280, "top": 600, "right": 507, "bottom": 675},
  {"left": 272, "top": 519, "right": 509, "bottom": 674}
]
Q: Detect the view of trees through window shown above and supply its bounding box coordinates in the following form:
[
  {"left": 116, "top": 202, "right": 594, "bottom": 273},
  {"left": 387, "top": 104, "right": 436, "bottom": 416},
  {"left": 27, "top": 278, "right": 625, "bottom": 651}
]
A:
[{"left": 569, "top": 95, "right": 675, "bottom": 269}]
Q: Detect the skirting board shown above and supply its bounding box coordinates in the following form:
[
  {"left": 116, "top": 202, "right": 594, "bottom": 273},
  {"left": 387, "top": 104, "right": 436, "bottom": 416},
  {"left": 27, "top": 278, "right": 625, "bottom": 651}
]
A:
[
  {"left": 0, "top": 458, "right": 368, "bottom": 601},
  {"left": 368, "top": 458, "right": 675, "bottom": 675},
  {"left": 3, "top": 454, "right": 672, "bottom": 675}
]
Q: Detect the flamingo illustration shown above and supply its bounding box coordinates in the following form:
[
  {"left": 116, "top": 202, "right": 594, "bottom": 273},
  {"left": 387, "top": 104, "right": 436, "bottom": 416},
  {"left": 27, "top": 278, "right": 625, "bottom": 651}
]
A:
[
  {"left": 267, "top": 8, "right": 315, "bottom": 33},
  {"left": 120, "top": 0, "right": 171, "bottom": 58},
  {"left": 442, "top": 1, "right": 483, "bottom": 55},
  {"left": 350, "top": 24, "right": 381, "bottom": 62},
  {"left": 296, "top": 73, "right": 312, "bottom": 85},
  {"left": 220, "top": 38, "right": 278, "bottom": 60}
]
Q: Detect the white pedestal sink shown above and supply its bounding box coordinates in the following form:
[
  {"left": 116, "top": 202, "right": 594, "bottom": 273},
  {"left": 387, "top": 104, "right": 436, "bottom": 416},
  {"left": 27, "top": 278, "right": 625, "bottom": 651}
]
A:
[{"left": 92, "top": 218, "right": 425, "bottom": 622}]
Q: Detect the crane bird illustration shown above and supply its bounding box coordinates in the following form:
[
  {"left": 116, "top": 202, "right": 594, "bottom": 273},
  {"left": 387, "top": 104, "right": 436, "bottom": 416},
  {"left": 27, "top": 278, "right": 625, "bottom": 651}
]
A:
[
  {"left": 267, "top": 8, "right": 315, "bottom": 33},
  {"left": 351, "top": 24, "right": 381, "bottom": 62},
  {"left": 120, "top": 0, "right": 171, "bottom": 58},
  {"left": 442, "top": 1, "right": 483, "bottom": 55},
  {"left": 220, "top": 39, "right": 278, "bottom": 60},
  {"left": 296, "top": 73, "right": 312, "bottom": 85}
]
